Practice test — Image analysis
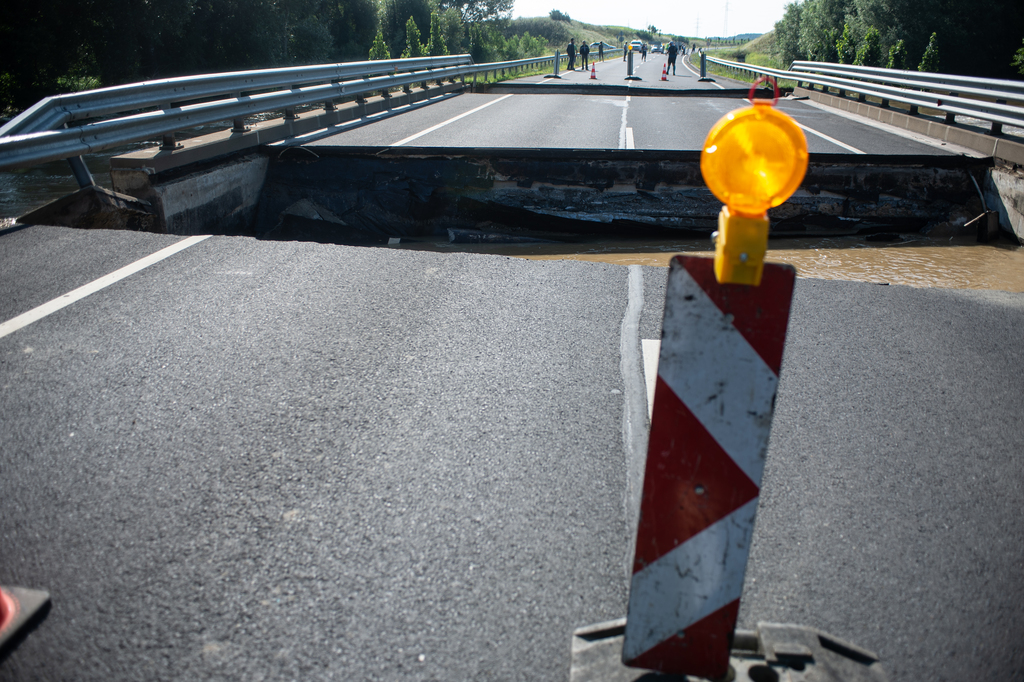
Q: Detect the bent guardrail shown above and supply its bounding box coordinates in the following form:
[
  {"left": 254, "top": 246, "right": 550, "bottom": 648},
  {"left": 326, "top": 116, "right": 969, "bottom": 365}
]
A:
[
  {"left": 706, "top": 56, "right": 1024, "bottom": 135},
  {"left": 0, "top": 53, "right": 564, "bottom": 183}
]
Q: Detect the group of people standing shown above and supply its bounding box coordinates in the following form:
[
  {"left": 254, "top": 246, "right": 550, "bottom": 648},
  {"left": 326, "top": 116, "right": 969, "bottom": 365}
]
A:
[
  {"left": 563, "top": 37, "right": 687, "bottom": 75},
  {"left": 565, "top": 38, "right": 607, "bottom": 71},
  {"left": 618, "top": 40, "right": 684, "bottom": 75}
]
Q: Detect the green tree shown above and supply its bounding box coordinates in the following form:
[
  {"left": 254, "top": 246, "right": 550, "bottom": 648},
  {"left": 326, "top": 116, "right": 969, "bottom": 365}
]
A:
[
  {"left": 439, "top": 9, "right": 465, "bottom": 54},
  {"left": 1011, "top": 38, "right": 1024, "bottom": 74},
  {"left": 854, "top": 26, "right": 881, "bottom": 66},
  {"left": 836, "top": 23, "right": 856, "bottom": 63},
  {"left": 799, "top": 0, "right": 846, "bottom": 61},
  {"left": 436, "top": 0, "right": 513, "bottom": 23},
  {"left": 549, "top": 9, "right": 570, "bottom": 22},
  {"left": 886, "top": 38, "right": 907, "bottom": 69},
  {"left": 918, "top": 31, "right": 939, "bottom": 71},
  {"left": 380, "top": 0, "right": 432, "bottom": 60},
  {"left": 369, "top": 28, "right": 391, "bottom": 59},
  {"left": 290, "top": 16, "right": 334, "bottom": 64},
  {"left": 426, "top": 11, "right": 448, "bottom": 55},
  {"left": 325, "top": 0, "right": 378, "bottom": 59},
  {"left": 402, "top": 15, "right": 425, "bottom": 58},
  {"left": 773, "top": 1, "right": 803, "bottom": 66}
]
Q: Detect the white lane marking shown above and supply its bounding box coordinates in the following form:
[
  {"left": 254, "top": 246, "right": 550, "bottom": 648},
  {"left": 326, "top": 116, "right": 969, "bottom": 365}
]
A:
[
  {"left": 795, "top": 121, "right": 866, "bottom": 154},
  {"left": 796, "top": 98, "right": 986, "bottom": 157},
  {"left": 620, "top": 265, "right": 647, "bottom": 579},
  {"left": 391, "top": 94, "right": 513, "bottom": 146},
  {"left": 0, "top": 235, "right": 211, "bottom": 340},
  {"left": 641, "top": 339, "right": 660, "bottom": 420},
  {"left": 619, "top": 96, "right": 631, "bottom": 149},
  {"left": 625, "top": 127, "right": 635, "bottom": 149}
]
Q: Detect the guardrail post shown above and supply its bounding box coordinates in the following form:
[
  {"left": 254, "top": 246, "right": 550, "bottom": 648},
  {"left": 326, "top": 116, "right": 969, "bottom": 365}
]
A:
[
  {"left": 160, "top": 133, "right": 180, "bottom": 150},
  {"left": 881, "top": 98, "right": 890, "bottom": 108},
  {"left": 943, "top": 93, "right": 957, "bottom": 123},
  {"left": 231, "top": 117, "right": 249, "bottom": 132},
  {"left": 67, "top": 156, "right": 95, "bottom": 188},
  {"left": 991, "top": 100, "right": 1006, "bottom": 135},
  {"left": 909, "top": 104, "right": 919, "bottom": 115}
]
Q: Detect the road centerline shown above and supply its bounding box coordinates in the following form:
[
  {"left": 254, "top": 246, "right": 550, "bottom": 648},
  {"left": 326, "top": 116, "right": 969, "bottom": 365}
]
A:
[{"left": 391, "top": 94, "right": 514, "bottom": 146}]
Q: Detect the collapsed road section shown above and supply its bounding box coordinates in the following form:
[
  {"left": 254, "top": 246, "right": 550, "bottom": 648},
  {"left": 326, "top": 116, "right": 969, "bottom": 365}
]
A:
[{"left": 16, "top": 142, "right": 1021, "bottom": 246}]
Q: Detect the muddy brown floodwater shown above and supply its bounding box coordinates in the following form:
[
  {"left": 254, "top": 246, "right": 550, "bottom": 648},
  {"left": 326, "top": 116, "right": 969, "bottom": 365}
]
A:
[{"left": 403, "top": 235, "right": 1024, "bottom": 293}]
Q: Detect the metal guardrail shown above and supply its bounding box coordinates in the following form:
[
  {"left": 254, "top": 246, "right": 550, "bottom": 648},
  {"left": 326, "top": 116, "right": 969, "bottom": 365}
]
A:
[
  {"left": 706, "top": 56, "right": 1024, "bottom": 135},
  {"left": 0, "top": 53, "right": 565, "bottom": 181}
]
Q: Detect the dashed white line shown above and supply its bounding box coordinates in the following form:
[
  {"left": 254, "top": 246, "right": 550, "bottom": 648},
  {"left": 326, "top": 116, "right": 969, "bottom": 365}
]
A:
[
  {"left": 626, "top": 128, "right": 635, "bottom": 149},
  {"left": 391, "top": 94, "right": 514, "bottom": 146},
  {"left": 0, "top": 235, "right": 212, "bottom": 340}
]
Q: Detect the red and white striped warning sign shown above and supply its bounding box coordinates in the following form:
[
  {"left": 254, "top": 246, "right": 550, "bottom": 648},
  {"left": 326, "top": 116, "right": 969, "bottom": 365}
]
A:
[{"left": 622, "top": 255, "right": 796, "bottom": 678}]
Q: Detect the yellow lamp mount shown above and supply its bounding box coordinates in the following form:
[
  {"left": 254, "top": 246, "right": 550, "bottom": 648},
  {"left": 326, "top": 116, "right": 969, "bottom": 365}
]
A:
[{"left": 700, "top": 76, "right": 809, "bottom": 285}]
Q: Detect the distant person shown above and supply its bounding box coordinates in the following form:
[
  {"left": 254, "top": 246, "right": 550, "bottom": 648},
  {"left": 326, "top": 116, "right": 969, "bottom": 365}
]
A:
[
  {"left": 641, "top": 43, "right": 647, "bottom": 62},
  {"left": 579, "top": 41, "right": 590, "bottom": 70},
  {"left": 598, "top": 42, "right": 604, "bottom": 61},
  {"left": 667, "top": 41, "right": 678, "bottom": 75},
  {"left": 623, "top": 43, "right": 628, "bottom": 61},
  {"left": 567, "top": 38, "right": 576, "bottom": 71}
]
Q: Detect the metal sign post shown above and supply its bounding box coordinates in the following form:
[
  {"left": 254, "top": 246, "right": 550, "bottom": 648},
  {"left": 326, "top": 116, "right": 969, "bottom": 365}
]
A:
[{"left": 625, "top": 50, "right": 641, "bottom": 81}]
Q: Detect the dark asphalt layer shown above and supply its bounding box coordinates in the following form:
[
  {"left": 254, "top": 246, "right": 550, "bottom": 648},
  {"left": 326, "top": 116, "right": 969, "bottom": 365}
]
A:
[{"left": 2, "top": 227, "right": 1023, "bottom": 681}]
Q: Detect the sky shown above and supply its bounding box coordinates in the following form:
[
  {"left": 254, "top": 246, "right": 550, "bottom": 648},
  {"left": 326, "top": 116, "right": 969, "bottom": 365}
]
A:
[{"left": 512, "top": 0, "right": 789, "bottom": 38}]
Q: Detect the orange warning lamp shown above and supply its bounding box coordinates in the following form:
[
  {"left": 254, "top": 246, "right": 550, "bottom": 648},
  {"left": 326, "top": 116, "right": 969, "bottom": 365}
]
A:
[{"left": 701, "top": 76, "right": 808, "bottom": 285}]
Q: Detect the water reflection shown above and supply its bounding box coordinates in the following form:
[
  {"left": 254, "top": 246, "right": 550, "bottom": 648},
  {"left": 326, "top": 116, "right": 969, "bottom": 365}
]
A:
[{"left": 411, "top": 235, "right": 1024, "bottom": 293}]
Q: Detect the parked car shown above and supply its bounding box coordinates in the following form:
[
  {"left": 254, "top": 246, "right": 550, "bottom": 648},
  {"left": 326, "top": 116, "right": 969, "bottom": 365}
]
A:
[{"left": 651, "top": 43, "right": 664, "bottom": 53}]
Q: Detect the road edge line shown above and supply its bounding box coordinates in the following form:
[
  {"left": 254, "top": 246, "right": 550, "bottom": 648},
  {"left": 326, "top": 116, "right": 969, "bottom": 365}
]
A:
[{"left": 0, "top": 235, "right": 212, "bottom": 340}]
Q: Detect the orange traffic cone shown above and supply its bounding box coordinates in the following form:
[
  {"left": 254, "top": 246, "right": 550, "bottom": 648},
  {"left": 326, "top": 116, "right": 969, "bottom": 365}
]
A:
[
  {"left": 591, "top": 64, "right": 597, "bottom": 79},
  {"left": 661, "top": 64, "right": 668, "bottom": 81}
]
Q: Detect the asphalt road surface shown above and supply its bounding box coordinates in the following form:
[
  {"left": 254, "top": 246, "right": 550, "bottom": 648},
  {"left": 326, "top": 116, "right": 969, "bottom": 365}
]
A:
[
  {"left": 298, "top": 90, "right": 963, "bottom": 156},
  {"left": 284, "top": 53, "right": 971, "bottom": 157},
  {"left": 1, "top": 225, "right": 1022, "bottom": 681}
]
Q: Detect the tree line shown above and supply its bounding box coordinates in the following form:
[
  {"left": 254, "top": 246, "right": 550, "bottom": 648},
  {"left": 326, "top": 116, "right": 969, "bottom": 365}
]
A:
[
  {"left": 772, "top": 0, "right": 1024, "bottom": 78},
  {"left": 0, "top": 0, "right": 560, "bottom": 114}
]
